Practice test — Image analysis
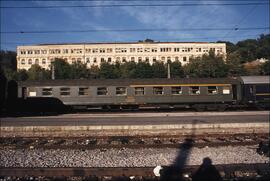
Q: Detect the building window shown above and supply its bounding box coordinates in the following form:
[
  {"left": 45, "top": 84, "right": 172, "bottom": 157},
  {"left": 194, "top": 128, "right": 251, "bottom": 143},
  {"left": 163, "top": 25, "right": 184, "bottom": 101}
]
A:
[
  {"left": 42, "top": 88, "right": 52, "bottom": 96},
  {"left": 167, "top": 57, "right": 171, "bottom": 62},
  {"left": 152, "top": 48, "right": 157, "bottom": 52},
  {"left": 223, "top": 86, "right": 230, "bottom": 94},
  {"left": 27, "top": 50, "right": 33, "bottom": 54},
  {"left": 153, "top": 57, "right": 157, "bottom": 62},
  {"left": 171, "top": 86, "right": 182, "bottom": 95},
  {"left": 116, "top": 57, "right": 120, "bottom": 62},
  {"left": 97, "top": 87, "right": 107, "bottom": 95},
  {"left": 138, "top": 57, "right": 142, "bottom": 62},
  {"left": 161, "top": 57, "right": 165, "bottom": 61},
  {"left": 208, "top": 86, "right": 218, "bottom": 95},
  {"left": 42, "top": 59, "right": 46, "bottom": 64},
  {"left": 93, "top": 58, "right": 97, "bottom": 63},
  {"left": 130, "top": 48, "right": 136, "bottom": 53},
  {"left": 34, "top": 50, "right": 40, "bottom": 54},
  {"left": 101, "top": 58, "right": 105, "bottom": 63},
  {"left": 144, "top": 48, "right": 150, "bottom": 52},
  {"left": 35, "top": 59, "right": 39, "bottom": 64},
  {"left": 108, "top": 57, "right": 112, "bottom": 63},
  {"left": 60, "top": 87, "right": 70, "bottom": 96},
  {"left": 100, "top": 48, "right": 105, "bottom": 53},
  {"left": 41, "top": 50, "right": 47, "bottom": 54},
  {"left": 63, "top": 49, "right": 69, "bottom": 54},
  {"left": 92, "top": 48, "right": 98, "bottom": 53},
  {"left": 77, "top": 58, "right": 82, "bottom": 63},
  {"left": 21, "top": 59, "right": 25, "bottom": 65},
  {"left": 174, "top": 48, "right": 180, "bottom": 52},
  {"left": 175, "top": 57, "right": 179, "bottom": 61},
  {"left": 28, "top": 59, "right": 32, "bottom": 65},
  {"left": 183, "top": 57, "right": 187, "bottom": 62},
  {"left": 86, "top": 58, "right": 90, "bottom": 63},
  {"left": 85, "top": 49, "right": 91, "bottom": 53},
  {"left": 116, "top": 87, "right": 127, "bottom": 95},
  {"left": 137, "top": 48, "right": 143, "bottom": 53},
  {"left": 131, "top": 57, "right": 135, "bottom": 62},
  {"left": 153, "top": 87, "right": 163, "bottom": 95},
  {"left": 145, "top": 57, "right": 149, "bottom": 62},
  {"left": 21, "top": 50, "right": 26, "bottom": 55},
  {"left": 79, "top": 87, "right": 89, "bottom": 96},
  {"left": 135, "top": 87, "right": 144, "bottom": 95},
  {"left": 189, "top": 86, "right": 200, "bottom": 95},
  {"left": 107, "top": 48, "right": 113, "bottom": 53},
  {"left": 122, "top": 57, "right": 126, "bottom": 63}
]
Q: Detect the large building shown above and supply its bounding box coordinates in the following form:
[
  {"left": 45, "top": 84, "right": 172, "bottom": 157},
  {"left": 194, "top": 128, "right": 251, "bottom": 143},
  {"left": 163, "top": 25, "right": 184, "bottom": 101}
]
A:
[{"left": 17, "top": 41, "right": 226, "bottom": 70}]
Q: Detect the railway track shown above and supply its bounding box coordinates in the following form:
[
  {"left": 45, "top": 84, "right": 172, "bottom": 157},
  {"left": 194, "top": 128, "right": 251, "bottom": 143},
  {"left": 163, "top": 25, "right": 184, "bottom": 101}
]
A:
[
  {"left": 0, "top": 163, "right": 269, "bottom": 180},
  {"left": 1, "top": 133, "right": 268, "bottom": 149}
]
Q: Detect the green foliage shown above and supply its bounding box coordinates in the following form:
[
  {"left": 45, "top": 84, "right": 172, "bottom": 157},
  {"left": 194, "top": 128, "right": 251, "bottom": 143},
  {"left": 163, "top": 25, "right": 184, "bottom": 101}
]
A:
[
  {"left": 151, "top": 62, "right": 166, "bottom": 78},
  {"left": 226, "top": 52, "right": 246, "bottom": 76},
  {"left": 0, "top": 50, "right": 17, "bottom": 70},
  {"left": 133, "top": 62, "right": 153, "bottom": 78},
  {"left": 260, "top": 61, "right": 270, "bottom": 75},
  {"left": 99, "top": 62, "right": 120, "bottom": 79},
  {"left": 184, "top": 51, "right": 228, "bottom": 78},
  {"left": 52, "top": 58, "right": 72, "bottom": 79},
  {"left": 27, "top": 64, "right": 51, "bottom": 80},
  {"left": 170, "top": 61, "right": 184, "bottom": 78}
]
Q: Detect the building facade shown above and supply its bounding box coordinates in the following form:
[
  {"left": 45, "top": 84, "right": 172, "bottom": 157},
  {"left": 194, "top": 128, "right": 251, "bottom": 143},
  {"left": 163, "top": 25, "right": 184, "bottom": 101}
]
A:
[{"left": 17, "top": 41, "right": 226, "bottom": 70}]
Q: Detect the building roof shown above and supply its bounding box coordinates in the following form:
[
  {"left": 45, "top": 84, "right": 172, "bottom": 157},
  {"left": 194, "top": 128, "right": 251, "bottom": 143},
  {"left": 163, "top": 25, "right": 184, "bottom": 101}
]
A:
[{"left": 239, "top": 76, "right": 270, "bottom": 84}]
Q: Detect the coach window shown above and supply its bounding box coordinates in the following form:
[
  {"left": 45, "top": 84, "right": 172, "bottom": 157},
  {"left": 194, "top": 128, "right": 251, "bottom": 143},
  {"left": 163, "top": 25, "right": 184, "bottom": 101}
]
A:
[
  {"left": 223, "top": 86, "right": 231, "bottom": 94},
  {"left": 153, "top": 87, "right": 163, "bottom": 95},
  {"left": 116, "top": 87, "right": 127, "bottom": 96},
  {"left": 79, "top": 87, "right": 89, "bottom": 96},
  {"left": 189, "top": 86, "right": 200, "bottom": 95},
  {"left": 60, "top": 87, "right": 70, "bottom": 96},
  {"left": 208, "top": 86, "right": 218, "bottom": 95},
  {"left": 135, "top": 87, "right": 144, "bottom": 95},
  {"left": 171, "top": 86, "right": 182, "bottom": 95},
  {"left": 42, "top": 88, "right": 53, "bottom": 96},
  {"left": 97, "top": 87, "right": 107, "bottom": 95}
]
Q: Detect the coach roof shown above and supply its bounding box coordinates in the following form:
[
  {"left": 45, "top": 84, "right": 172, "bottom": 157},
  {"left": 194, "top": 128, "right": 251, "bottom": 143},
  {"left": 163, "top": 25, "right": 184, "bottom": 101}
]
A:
[
  {"left": 239, "top": 76, "right": 270, "bottom": 84},
  {"left": 18, "top": 78, "right": 240, "bottom": 87}
]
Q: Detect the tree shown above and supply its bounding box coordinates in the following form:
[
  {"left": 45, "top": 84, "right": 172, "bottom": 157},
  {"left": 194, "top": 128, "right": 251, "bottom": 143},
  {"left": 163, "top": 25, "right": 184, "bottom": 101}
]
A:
[
  {"left": 152, "top": 61, "right": 166, "bottom": 78},
  {"left": 133, "top": 62, "right": 153, "bottom": 78},
  {"left": 119, "top": 61, "right": 137, "bottom": 78},
  {"left": 226, "top": 52, "right": 246, "bottom": 76},
  {"left": 0, "top": 50, "right": 17, "bottom": 71},
  {"left": 260, "top": 61, "right": 270, "bottom": 75},
  {"left": 99, "top": 62, "right": 120, "bottom": 79},
  {"left": 16, "top": 69, "right": 28, "bottom": 81},
  {"left": 170, "top": 61, "right": 184, "bottom": 78},
  {"left": 27, "top": 64, "right": 51, "bottom": 80},
  {"left": 184, "top": 51, "right": 228, "bottom": 78},
  {"left": 70, "top": 62, "right": 91, "bottom": 79},
  {"left": 52, "top": 58, "right": 72, "bottom": 79}
]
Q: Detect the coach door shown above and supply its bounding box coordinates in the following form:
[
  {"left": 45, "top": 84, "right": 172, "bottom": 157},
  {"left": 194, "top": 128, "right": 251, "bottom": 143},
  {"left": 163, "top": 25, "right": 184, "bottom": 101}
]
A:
[
  {"left": 22, "top": 87, "right": 27, "bottom": 99},
  {"left": 232, "top": 85, "right": 237, "bottom": 100}
]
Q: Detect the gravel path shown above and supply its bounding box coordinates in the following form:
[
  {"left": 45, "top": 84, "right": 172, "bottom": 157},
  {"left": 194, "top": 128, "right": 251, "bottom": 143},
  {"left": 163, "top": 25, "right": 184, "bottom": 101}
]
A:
[{"left": 0, "top": 146, "right": 268, "bottom": 167}]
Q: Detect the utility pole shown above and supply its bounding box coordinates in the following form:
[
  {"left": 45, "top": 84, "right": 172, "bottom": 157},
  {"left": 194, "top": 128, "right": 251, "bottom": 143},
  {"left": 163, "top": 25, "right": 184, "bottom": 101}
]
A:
[
  {"left": 51, "top": 63, "right": 55, "bottom": 80},
  {"left": 167, "top": 62, "right": 171, "bottom": 79}
]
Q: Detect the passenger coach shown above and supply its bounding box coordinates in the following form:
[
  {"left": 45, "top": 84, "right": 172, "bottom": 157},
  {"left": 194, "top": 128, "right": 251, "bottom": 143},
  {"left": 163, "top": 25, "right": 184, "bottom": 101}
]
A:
[{"left": 17, "top": 78, "right": 242, "bottom": 111}]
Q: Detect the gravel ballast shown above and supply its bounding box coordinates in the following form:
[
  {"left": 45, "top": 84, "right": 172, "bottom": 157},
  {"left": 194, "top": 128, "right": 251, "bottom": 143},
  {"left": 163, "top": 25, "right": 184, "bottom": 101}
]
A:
[{"left": 0, "top": 146, "right": 268, "bottom": 167}]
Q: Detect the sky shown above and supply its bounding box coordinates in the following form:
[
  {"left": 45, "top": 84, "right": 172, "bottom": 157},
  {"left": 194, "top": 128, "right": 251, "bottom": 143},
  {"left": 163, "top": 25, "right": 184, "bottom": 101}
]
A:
[{"left": 0, "top": 0, "right": 269, "bottom": 51}]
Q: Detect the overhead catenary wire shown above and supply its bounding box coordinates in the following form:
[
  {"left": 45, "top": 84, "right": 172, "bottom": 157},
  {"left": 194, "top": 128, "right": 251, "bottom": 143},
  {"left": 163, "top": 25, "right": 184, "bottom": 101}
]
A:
[
  {"left": 0, "top": 2, "right": 268, "bottom": 9},
  {"left": 1, "top": 27, "right": 269, "bottom": 34}
]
